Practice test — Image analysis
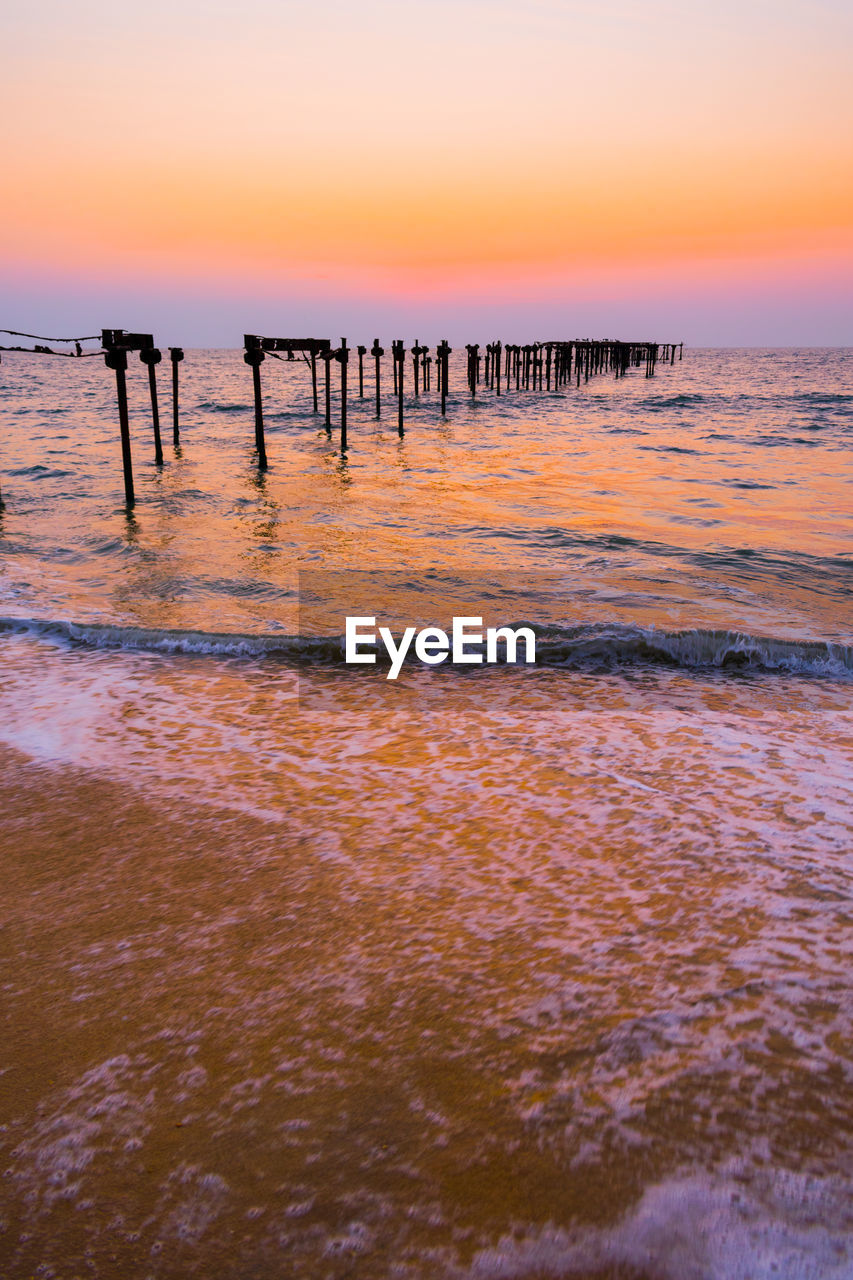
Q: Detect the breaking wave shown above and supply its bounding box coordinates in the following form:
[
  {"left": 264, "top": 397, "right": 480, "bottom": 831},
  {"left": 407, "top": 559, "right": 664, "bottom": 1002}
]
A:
[{"left": 1, "top": 615, "right": 850, "bottom": 677}]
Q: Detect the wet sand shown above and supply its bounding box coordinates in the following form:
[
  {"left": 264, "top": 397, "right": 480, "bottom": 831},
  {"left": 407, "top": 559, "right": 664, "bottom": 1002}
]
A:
[{"left": 2, "top": 740, "right": 851, "bottom": 1279}]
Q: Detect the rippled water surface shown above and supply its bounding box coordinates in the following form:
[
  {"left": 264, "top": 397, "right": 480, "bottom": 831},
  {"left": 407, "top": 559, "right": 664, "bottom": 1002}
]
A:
[{"left": 0, "top": 348, "right": 851, "bottom": 1279}]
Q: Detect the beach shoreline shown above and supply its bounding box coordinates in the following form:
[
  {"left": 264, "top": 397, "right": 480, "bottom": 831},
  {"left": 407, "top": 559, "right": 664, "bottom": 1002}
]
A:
[{"left": 2, "top": 734, "right": 851, "bottom": 1278}]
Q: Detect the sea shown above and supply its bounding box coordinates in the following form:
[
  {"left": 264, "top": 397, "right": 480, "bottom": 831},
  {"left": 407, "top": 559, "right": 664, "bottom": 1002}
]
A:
[{"left": 0, "top": 346, "right": 851, "bottom": 1280}]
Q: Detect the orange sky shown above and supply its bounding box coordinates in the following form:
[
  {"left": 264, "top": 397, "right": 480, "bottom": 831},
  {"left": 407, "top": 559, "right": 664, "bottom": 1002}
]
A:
[{"left": 3, "top": 0, "right": 852, "bottom": 342}]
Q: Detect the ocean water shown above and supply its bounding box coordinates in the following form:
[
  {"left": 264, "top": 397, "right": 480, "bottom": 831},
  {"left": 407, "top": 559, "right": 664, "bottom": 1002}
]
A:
[{"left": 0, "top": 346, "right": 851, "bottom": 1279}]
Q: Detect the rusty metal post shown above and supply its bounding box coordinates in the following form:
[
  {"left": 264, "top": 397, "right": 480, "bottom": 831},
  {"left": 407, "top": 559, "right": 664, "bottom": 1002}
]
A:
[
  {"left": 140, "top": 346, "right": 163, "bottom": 465},
  {"left": 243, "top": 341, "right": 267, "bottom": 469},
  {"left": 371, "top": 339, "right": 383, "bottom": 418},
  {"left": 394, "top": 340, "right": 405, "bottom": 436},
  {"left": 440, "top": 340, "right": 450, "bottom": 415},
  {"left": 105, "top": 347, "right": 135, "bottom": 505},
  {"left": 169, "top": 347, "right": 183, "bottom": 447},
  {"left": 338, "top": 338, "right": 348, "bottom": 450}
]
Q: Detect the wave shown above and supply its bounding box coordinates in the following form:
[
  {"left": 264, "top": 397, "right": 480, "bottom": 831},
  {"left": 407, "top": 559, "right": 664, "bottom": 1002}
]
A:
[
  {"left": 641, "top": 392, "right": 709, "bottom": 409},
  {"left": 194, "top": 400, "right": 250, "bottom": 414},
  {"left": 1, "top": 616, "right": 850, "bottom": 677}
]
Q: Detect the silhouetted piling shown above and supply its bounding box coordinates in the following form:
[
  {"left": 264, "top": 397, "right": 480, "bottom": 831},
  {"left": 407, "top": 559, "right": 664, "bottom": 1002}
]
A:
[
  {"left": 466, "top": 344, "right": 479, "bottom": 399},
  {"left": 102, "top": 329, "right": 157, "bottom": 503},
  {"left": 392, "top": 340, "right": 405, "bottom": 436},
  {"left": 439, "top": 340, "right": 451, "bottom": 414},
  {"left": 357, "top": 345, "right": 366, "bottom": 398},
  {"left": 140, "top": 346, "right": 163, "bottom": 465},
  {"left": 169, "top": 347, "right": 183, "bottom": 447},
  {"left": 372, "top": 339, "right": 383, "bottom": 418},
  {"left": 242, "top": 339, "right": 267, "bottom": 469},
  {"left": 337, "top": 338, "right": 348, "bottom": 451},
  {"left": 105, "top": 348, "right": 135, "bottom": 506}
]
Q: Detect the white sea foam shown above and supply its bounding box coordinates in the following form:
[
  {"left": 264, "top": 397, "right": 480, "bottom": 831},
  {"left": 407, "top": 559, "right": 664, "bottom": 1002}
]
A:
[{"left": 465, "top": 1166, "right": 853, "bottom": 1280}]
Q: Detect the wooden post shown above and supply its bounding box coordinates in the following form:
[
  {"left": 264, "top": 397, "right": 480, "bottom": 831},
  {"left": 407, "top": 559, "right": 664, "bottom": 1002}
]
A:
[
  {"left": 357, "top": 344, "right": 366, "bottom": 398},
  {"left": 371, "top": 339, "right": 383, "bottom": 418},
  {"left": 140, "top": 347, "right": 163, "bottom": 465},
  {"left": 495, "top": 340, "right": 502, "bottom": 396},
  {"left": 311, "top": 349, "right": 318, "bottom": 412},
  {"left": 105, "top": 348, "right": 135, "bottom": 506},
  {"left": 324, "top": 352, "right": 331, "bottom": 428},
  {"left": 169, "top": 347, "right": 183, "bottom": 447},
  {"left": 413, "top": 340, "right": 420, "bottom": 397}
]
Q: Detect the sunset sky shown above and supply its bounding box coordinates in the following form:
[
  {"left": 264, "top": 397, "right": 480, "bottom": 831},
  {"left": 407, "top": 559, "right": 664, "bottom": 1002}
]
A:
[{"left": 3, "top": 0, "right": 852, "bottom": 345}]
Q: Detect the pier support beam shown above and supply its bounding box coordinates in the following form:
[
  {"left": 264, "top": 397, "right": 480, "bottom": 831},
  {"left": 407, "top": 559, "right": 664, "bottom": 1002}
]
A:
[
  {"left": 392, "top": 340, "right": 405, "bottom": 436},
  {"left": 105, "top": 348, "right": 135, "bottom": 506},
  {"left": 371, "top": 339, "right": 383, "bottom": 418},
  {"left": 139, "top": 346, "right": 163, "bottom": 465},
  {"left": 243, "top": 342, "right": 267, "bottom": 469},
  {"left": 357, "top": 345, "right": 366, "bottom": 398},
  {"left": 438, "top": 340, "right": 451, "bottom": 415},
  {"left": 337, "top": 338, "right": 348, "bottom": 451},
  {"left": 169, "top": 347, "right": 183, "bottom": 447}
]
